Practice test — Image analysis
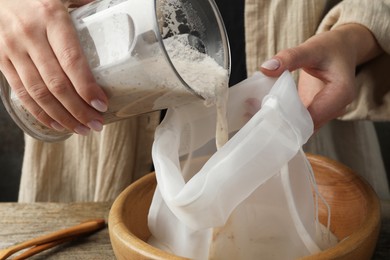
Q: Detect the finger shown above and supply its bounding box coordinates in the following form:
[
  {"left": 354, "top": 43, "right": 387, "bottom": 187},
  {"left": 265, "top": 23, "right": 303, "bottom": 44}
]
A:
[
  {"left": 11, "top": 51, "right": 91, "bottom": 135},
  {"left": 0, "top": 58, "right": 58, "bottom": 130},
  {"left": 243, "top": 98, "right": 261, "bottom": 120},
  {"left": 62, "top": 0, "right": 95, "bottom": 8},
  {"left": 46, "top": 8, "right": 108, "bottom": 112},
  {"left": 297, "top": 71, "right": 325, "bottom": 108},
  {"left": 304, "top": 77, "right": 354, "bottom": 130},
  {"left": 308, "top": 89, "right": 352, "bottom": 130},
  {"left": 28, "top": 32, "right": 104, "bottom": 132},
  {"left": 260, "top": 43, "right": 323, "bottom": 78}
]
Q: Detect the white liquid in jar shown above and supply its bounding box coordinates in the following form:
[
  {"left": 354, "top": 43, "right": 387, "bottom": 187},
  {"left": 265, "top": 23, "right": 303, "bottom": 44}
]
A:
[
  {"left": 7, "top": 0, "right": 231, "bottom": 143},
  {"left": 9, "top": 33, "right": 230, "bottom": 146}
]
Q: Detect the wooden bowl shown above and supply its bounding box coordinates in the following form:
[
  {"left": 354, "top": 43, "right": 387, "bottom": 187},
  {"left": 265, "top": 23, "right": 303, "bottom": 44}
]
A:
[{"left": 108, "top": 154, "right": 381, "bottom": 260}]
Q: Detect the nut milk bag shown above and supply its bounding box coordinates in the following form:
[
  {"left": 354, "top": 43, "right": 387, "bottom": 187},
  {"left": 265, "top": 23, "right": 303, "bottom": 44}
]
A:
[{"left": 148, "top": 71, "right": 337, "bottom": 259}]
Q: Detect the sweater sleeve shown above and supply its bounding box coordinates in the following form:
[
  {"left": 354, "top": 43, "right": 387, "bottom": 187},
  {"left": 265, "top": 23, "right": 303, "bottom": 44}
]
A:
[
  {"left": 318, "top": 0, "right": 390, "bottom": 54},
  {"left": 316, "top": 0, "right": 390, "bottom": 121}
]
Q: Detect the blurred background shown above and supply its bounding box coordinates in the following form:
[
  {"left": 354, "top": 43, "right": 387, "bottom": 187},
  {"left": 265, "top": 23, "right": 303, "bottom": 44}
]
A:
[{"left": 0, "top": 101, "right": 24, "bottom": 202}]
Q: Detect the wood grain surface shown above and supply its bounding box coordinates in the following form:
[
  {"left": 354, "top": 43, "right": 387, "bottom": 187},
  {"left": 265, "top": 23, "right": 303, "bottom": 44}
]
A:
[
  {"left": 0, "top": 200, "right": 388, "bottom": 259},
  {"left": 0, "top": 202, "right": 115, "bottom": 259}
]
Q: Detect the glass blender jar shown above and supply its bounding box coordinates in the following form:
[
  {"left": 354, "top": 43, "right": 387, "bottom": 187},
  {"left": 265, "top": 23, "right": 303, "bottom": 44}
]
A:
[{"left": 0, "top": 0, "right": 230, "bottom": 142}]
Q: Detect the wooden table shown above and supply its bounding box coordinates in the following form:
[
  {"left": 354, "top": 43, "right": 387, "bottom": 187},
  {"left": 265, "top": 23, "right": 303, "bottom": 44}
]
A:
[
  {"left": 0, "top": 202, "right": 115, "bottom": 259},
  {"left": 375, "top": 200, "right": 390, "bottom": 260},
  {"left": 0, "top": 201, "right": 389, "bottom": 259}
]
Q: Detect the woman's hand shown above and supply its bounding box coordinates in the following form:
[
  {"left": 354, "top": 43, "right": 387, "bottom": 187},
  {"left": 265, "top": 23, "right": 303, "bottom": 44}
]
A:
[
  {"left": 260, "top": 24, "right": 382, "bottom": 130},
  {"left": 0, "top": 0, "right": 108, "bottom": 135}
]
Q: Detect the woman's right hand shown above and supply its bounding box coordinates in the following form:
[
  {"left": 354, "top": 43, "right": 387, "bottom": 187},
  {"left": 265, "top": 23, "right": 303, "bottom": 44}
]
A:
[{"left": 0, "top": 0, "right": 108, "bottom": 135}]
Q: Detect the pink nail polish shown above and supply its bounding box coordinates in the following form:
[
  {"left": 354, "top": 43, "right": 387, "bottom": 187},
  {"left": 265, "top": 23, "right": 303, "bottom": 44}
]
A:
[
  {"left": 50, "top": 121, "right": 65, "bottom": 131},
  {"left": 74, "top": 125, "right": 91, "bottom": 136},
  {"left": 261, "top": 59, "right": 280, "bottom": 70},
  {"left": 87, "top": 120, "right": 103, "bottom": 132},
  {"left": 91, "top": 99, "right": 108, "bottom": 112}
]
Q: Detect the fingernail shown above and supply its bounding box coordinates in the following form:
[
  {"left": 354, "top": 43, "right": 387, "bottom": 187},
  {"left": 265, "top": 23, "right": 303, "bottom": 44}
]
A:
[
  {"left": 261, "top": 58, "right": 280, "bottom": 70},
  {"left": 74, "top": 125, "right": 91, "bottom": 136},
  {"left": 50, "top": 121, "right": 65, "bottom": 131},
  {"left": 87, "top": 120, "right": 103, "bottom": 132},
  {"left": 91, "top": 99, "right": 108, "bottom": 112}
]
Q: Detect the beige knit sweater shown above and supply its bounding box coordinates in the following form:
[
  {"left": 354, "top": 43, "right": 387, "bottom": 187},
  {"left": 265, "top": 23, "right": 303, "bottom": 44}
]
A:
[
  {"left": 18, "top": 0, "right": 390, "bottom": 202},
  {"left": 245, "top": 0, "right": 390, "bottom": 120}
]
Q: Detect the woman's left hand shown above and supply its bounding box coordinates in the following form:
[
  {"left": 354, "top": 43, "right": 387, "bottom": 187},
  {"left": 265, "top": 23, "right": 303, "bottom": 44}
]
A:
[{"left": 260, "top": 24, "right": 382, "bottom": 130}]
